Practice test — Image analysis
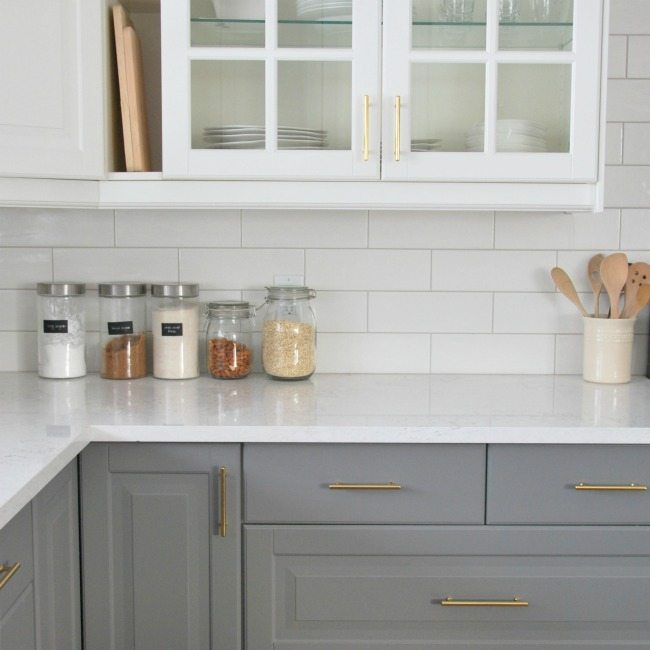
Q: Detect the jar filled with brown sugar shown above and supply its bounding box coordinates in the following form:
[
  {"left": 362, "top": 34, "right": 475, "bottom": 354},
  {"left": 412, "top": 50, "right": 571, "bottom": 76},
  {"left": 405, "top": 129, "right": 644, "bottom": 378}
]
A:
[
  {"left": 206, "top": 301, "right": 255, "bottom": 379},
  {"left": 99, "top": 283, "right": 147, "bottom": 379},
  {"left": 262, "top": 286, "right": 317, "bottom": 380}
]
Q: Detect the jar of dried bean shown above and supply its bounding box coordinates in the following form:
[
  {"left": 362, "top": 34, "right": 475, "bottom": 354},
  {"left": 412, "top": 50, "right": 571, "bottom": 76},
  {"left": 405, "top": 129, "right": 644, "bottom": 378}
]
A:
[
  {"left": 262, "top": 286, "right": 317, "bottom": 380},
  {"left": 206, "top": 301, "right": 255, "bottom": 379}
]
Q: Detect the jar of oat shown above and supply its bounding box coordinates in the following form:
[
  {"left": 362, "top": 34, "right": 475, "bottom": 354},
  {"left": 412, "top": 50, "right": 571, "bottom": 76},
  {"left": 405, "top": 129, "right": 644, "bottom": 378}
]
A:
[
  {"left": 206, "top": 301, "right": 255, "bottom": 380},
  {"left": 262, "top": 286, "right": 316, "bottom": 380},
  {"left": 99, "top": 283, "right": 147, "bottom": 380},
  {"left": 151, "top": 283, "right": 200, "bottom": 380}
]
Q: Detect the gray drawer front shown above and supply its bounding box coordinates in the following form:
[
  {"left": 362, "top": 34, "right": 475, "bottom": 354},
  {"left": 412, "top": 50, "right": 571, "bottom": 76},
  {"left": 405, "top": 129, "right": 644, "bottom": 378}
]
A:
[
  {"left": 487, "top": 444, "right": 650, "bottom": 524},
  {"left": 244, "top": 444, "right": 485, "bottom": 524},
  {"left": 0, "top": 505, "right": 33, "bottom": 618},
  {"left": 246, "top": 525, "right": 650, "bottom": 648}
]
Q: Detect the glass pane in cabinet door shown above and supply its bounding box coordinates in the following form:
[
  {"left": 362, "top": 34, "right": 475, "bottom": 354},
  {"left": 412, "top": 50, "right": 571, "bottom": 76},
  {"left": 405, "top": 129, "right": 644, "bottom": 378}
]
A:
[
  {"left": 411, "top": 63, "right": 485, "bottom": 152},
  {"left": 278, "top": 0, "right": 351, "bottom": 48},
  {"left": 191, "top": 61, "right": 265, "bottom": 149},
  {"left": 499, "top": 0, "right": 573, "bottom": 50},
  {"left": 191, "top": 0, "right": 265, "bottom": 47},
  {"left": 412, "top": 0, "right": 487, "bottom": 50},
  {"left": 497, "top": 64, "right": 571, "bottom": 153},
  {"left": 278, "top": 61, "right": 351, "bottom": 150}
]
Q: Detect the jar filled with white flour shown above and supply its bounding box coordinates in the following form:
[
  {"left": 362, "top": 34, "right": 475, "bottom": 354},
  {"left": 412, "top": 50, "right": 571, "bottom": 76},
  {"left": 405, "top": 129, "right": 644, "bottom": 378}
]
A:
[
  {"left": 151, "top": 283, "right": 200, "bottom": 379},
  {"left": 37, "top": 282, "right": 87, "bottom": 379}
]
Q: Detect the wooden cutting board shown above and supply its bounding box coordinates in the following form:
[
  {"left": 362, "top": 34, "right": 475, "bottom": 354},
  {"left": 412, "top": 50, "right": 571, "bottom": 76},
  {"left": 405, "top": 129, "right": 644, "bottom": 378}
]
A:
[{"left": 112, "top": 5, "right": 134, "bottom": 171}]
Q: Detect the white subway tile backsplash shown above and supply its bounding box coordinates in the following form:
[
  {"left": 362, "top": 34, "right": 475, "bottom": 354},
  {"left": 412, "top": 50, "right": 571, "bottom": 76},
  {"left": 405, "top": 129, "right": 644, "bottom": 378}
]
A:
[
  {"left": 0, "top": 209, "right": 114, "bottom": 247},
  {"left": 628, "top": 36, "right": 650, "bottom": 78},
  {"left": 494, "top": 211, "right": 620, "bottom": 251},
  {"left": 0, "top": 249, "right": 52, "bottom": 289},
  {"left": 369, "top": 292, "right": 492, "bottom": 333},
  {"left": 606, "top": 123, "right": 623, "bottom": 164},
  {"left": 180, "top": 249, "right": 304, "bottom": 289},
  {"left": 242, "top": 210, "right": 367, "bottom": 248},
  {"left": 430, "top": 334, "right": 555, "bottom": 374},
  {"left": 556, "top": 251, "right": 615, "bottom": 293},
  {"left": 432, "top": 251, "right": 555, "bottom": 292},
  {"left": 621, "top": 210, "right": 650, "bottom": 249},
  {"left": 312, "top": 291, "right": 367, "bottom": 332},
  {"left": 115, "top": 210, "right": 241, "bottom": 247},
  {"left": 317, "top": 334, "right": 430, "bottom": 373},
  {"left": 0, "top": 290, "right": 36, "bottom": 331},
  {"left": 53, "top": 248, "right": 178, "bottom": 284},
  {"left": 623, "top": 124, "right": 650, "bottom": 164},
  {"left": 307, "top": 250, "right": 430, "bottom": 290},
  {"left": 608, "top": 35, "right": 627, "bottom": 78},
  {"left": 607, "top": 80, "right": 650, "bottom": 121},
  {"left": 610, "top": 0, "right": 650, "bottom": 35},
  {"left": 369, "top": 211, "right": 493, "bottom": 249},
  {"left": 0, "top": 332, "right": 36, "bottom": 371},
  {"left": 605, "top": 166, "right": 650, "bottom": 208}
]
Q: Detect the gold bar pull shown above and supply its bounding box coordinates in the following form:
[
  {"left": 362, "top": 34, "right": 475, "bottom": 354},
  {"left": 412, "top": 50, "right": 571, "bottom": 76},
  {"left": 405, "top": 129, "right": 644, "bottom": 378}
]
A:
[
  {"left": 574, "top": 482, "right": 647, "bottom": 491},
  {"left": 363, "top": 95, "right": 370, "bottom": 161},
  {"left": 394, "top": 96, "right": 401, "bottom": 162},
  {"left": 219, "top": 466, "right": 228, "bottom": 537},
  {"left": 441, "top": 597, "right": 528, "bottom": 607},
  {"left": 329, "top": 482, "right": 401, "bottom": 490},
  {"left": 0, "top": 562, "right": 21, "bottom": 591}
]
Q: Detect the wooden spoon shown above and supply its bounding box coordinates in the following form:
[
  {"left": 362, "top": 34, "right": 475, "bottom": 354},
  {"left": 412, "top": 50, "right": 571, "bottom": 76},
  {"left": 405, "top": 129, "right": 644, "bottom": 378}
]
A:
[
  {"left": 626, "top": 283, "right": 650, "bottom": 320},
  {"left": 622, "top": 261, "right": 650, "bottom": 318},
  {"left": 550, "top": 267, "right": 589, "bottom": 317},
  {"left": 587, "top": 253, "right": 604, "bottom": 317},
  {"left": 599, "top": 252, "right": 629, "bottom": 318}
]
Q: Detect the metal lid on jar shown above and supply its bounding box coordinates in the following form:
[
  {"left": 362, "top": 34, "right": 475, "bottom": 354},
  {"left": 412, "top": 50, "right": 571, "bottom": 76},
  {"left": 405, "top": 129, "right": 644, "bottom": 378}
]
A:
[
  {"left": 151, "top": 283, "right": 199, "bottom": 298},
  {"left": 37, "top": 282, "right": 86, "bottom": 297},
  {"left": 207, "top": 300, "right": 253, "bottom": 318},
  {"left": 265, "top": 286, "right": 315, "bottom": 300},
  {"left": 99, "top": 282, "right": 147, "bottom": 298}
]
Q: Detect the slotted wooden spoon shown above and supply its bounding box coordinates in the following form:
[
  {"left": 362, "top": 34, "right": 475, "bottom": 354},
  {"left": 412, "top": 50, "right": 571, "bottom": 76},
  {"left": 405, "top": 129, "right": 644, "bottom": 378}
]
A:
[
  {"left": 587, "top": 253, "right": 604, "bottom": 317},
  {"left": 550, "top": 267, "right": 589, "bottom": 317},
  {"left": 600, "top": 252, "right": 629, "bottom": 318},
  {"left": 622, "top": 261, "right": 650, "bottom": 318}
]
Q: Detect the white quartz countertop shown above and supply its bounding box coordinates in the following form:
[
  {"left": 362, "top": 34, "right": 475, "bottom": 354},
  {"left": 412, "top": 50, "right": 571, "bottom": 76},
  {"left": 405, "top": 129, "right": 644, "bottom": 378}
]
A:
[{"left": 3, "top": 372, "right": 650, "bottom": 529}]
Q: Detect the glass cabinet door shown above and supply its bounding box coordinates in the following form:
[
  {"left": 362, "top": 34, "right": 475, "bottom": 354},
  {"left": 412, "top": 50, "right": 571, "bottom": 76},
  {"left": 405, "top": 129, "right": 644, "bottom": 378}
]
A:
[
  {"left": 162, "top": 0, "right": 381, "bottom": 179},
  {"left": 382, "top": 0, "right": 603, "bottom": 182}
]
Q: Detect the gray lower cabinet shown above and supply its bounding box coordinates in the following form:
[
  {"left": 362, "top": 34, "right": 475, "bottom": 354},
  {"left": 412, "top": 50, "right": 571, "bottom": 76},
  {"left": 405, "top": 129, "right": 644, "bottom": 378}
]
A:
[
  {"left": 80, "top": 443, "right": 240, "bottom": 650},
  {"left": 0, "top": 460, "right": 80, "bottom": 650},
  {"left": 245, "top": 525, "right": 650, "bottom": 649}
]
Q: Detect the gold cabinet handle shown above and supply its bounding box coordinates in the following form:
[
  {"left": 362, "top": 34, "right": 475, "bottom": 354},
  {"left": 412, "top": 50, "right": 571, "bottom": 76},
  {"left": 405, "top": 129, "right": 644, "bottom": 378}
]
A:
[
  {"left": 219, "top": 466, "right": 227, "bottom": 537},
  {"left": 363, "top": 95, "right": 370, "bottom": 161},
  {"left": 0, "top": 562, "right": 21, "bottom": 590},
  {"left": 394, "top": 96, "right": 401, "bottom": 162},
  {"left": 441, "top": 597, "right": 528, "bottom": 607},
  {"left": 574, "top": 482, "right": 647, "bottom": 491},
  {"left": 328, "top": 482, "right": 401, "bottom": 490}
]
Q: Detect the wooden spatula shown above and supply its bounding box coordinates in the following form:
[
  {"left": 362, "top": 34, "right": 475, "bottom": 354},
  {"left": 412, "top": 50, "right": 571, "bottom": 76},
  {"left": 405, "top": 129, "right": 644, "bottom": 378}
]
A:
[
  {"left": 626, "top": 283, "right": 650, "bottom": 320},
  {"left": 600, "top": 252, "right": 629, "bottom": 318},
  {"left": 622, "top": 261, "right": 650, "bottom": 318},
  {"left": 587, "top": 253, "right": 604, "bottom": 317},
  {"left": 551, "top": 267, "right": 589, "bottom": 317}
]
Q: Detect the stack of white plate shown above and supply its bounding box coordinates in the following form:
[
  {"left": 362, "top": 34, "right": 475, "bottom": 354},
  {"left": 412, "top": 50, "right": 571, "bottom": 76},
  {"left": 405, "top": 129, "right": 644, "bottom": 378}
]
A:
[
  {"left": 411, "top": 138, "right": 442, "bottom": 152},
  {"left": 203, "top": 125, "right": 328, "bottom": 150},
  {"left": 296, "top": 0, "right": 352, "bottom": 21},
  {"left": 465, "top": 119, "right": 548, "bottom": 152}
]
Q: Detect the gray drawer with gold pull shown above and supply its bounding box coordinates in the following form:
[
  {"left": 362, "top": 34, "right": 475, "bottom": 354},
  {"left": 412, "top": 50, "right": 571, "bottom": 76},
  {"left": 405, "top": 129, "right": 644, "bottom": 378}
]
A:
[
  {"left": 244, "top": 443, "right": 485, "bottom": 524},
  {"left": 487, "top": 444, "right": 650, "bottom": 524}
]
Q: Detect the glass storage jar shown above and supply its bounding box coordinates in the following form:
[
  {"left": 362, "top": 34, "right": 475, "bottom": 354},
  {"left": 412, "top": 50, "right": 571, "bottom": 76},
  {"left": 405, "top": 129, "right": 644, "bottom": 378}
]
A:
[
  {"left": 151, "top": 283, "right": 200, "bottom": 379},
  {"left": 37, "top": 282, "right": 87, "bottom": 379},
  {"left": 99, "top": 283, "right": 148, "bottom": 380},
  {"left": 262, "top": 286, "right": 317, "bottom": 380},
  {"left": 206, "top": 301, "right": 255, "bottom": 379}
]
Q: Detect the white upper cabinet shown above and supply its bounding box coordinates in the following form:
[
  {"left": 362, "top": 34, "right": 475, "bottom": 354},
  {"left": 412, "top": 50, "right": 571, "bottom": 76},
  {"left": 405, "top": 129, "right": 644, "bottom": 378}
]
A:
[
  {"left": 0, "top": 0, "right": 104, "bottom": 179},
  {"left": 162, "top": 0, "right": 381, "bottom": 179},
  {"left": 382, "top": 0, "right": 602, "bottom": 183}
]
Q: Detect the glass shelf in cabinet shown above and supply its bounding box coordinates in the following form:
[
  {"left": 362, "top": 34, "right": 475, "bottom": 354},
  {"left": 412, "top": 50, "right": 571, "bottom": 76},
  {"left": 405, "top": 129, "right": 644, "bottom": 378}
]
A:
[{"left": 191, "top": 17, "right": 352, "bottom": 25}]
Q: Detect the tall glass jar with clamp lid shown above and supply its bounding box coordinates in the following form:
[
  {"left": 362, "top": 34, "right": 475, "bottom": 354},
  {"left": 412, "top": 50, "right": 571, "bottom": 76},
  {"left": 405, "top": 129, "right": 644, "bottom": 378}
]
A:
[
  {"left": 262, "top": 286, "right": 317, "bottom": 380},
  {"left": 206, "top": 301, "right": 255, "bottom": 379}
]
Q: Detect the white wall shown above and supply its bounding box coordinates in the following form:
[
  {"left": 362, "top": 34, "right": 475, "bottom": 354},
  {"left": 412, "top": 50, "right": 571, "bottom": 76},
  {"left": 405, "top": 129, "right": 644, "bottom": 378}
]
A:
[{"left": 0, "top": 1, "right": 649, "bottom": 375}]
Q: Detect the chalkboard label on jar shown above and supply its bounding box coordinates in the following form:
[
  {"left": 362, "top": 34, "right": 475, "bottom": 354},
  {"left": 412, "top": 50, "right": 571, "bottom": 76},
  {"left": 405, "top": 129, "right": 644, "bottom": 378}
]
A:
[
  {"left": 43, "top": 320, "right": 68, "bottom": 334},
  {"left": 161, "top": 323, "right": 183, "bottom": 337},
  {"left": 108, "top": 321, "right": 134, "bottom": 335}
]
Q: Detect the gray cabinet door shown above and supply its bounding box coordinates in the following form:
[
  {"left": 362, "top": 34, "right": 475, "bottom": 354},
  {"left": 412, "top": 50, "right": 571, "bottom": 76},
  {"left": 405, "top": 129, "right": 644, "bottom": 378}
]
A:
[
  {"left": 0, "top": 506, "right": 36, "bottom": 650},
  {"left": 81, "top": 443, "right": 240, "bottom": 650},
  {"left": 246, "top": 525, "right": 650, "bottom": 649},
  {"left": 32, "top": 459, "right": 81, "bottom": 650}
]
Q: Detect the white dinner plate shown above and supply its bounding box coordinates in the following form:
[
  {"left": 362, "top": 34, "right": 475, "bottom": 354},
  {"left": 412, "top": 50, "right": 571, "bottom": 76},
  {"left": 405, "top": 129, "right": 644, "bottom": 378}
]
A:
[{"left": 204, "top": 133, "right": 327, "bottom": 143}]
